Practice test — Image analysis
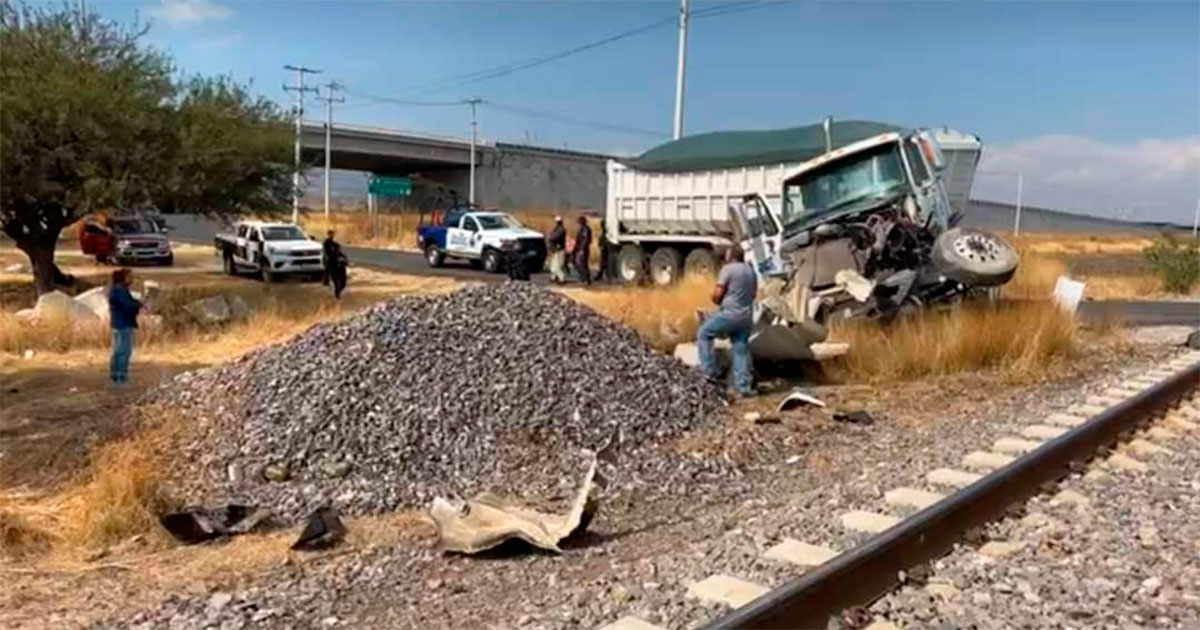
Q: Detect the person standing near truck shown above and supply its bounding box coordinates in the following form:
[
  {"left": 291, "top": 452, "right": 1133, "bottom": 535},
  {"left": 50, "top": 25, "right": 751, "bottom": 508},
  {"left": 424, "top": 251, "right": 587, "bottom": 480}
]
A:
[
  {"left": 323, "top": 231, "right": 348, "bottom": 299},
  {"left": 108, "top": 268, "right": 141, "bottom": 385},
  {"left": 593, "top": 218, "right": 611, "bottom": 282},
  {"left": 546, "top": 217, "right": 567, "bottom": 284},
  {"left": 697, "top": 247, "right": 756, "bottom": 397},
  {"left": 572, "top": 215, "right": 592, "bottom": 286}
]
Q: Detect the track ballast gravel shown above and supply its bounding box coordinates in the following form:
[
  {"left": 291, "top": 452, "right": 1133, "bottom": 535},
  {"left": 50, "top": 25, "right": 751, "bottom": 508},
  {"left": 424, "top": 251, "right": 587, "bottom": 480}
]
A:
[{"left": 151, "top": 283, "right": 727, "bottom": 520}]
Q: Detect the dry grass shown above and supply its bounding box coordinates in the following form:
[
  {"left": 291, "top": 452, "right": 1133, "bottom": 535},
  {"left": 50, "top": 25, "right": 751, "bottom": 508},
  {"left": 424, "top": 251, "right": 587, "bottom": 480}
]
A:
[
  {"left": 1001, "top": 232, "right": 1198, "bottom": 300},
  {"left": 561, "top": 275, "right": 713, "bottom": 352},
  {"left": 0, "top": 509, "right": 55, "bottom": 559},
  {"left": 831, "top": 301, "right": 1078, "bottom": 382}
]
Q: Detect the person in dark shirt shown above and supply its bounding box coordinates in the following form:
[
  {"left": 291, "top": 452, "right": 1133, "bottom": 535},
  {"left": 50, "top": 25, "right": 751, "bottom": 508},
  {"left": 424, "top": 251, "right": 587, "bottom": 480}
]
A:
[
  {"left": 593, "top": 218, "right": 610, "bottom": 282},
  {"left": 323, "top": 231, "right": 348, "bottom": 299},
  {"left": 546, "top": 217, "right": 567, "bottom": 284},
  {"left": 572, "top": 215, "right": 592, "bottom": 286},
  {"left": 107, "top": 268, "right": 141, "bottom": 385}
]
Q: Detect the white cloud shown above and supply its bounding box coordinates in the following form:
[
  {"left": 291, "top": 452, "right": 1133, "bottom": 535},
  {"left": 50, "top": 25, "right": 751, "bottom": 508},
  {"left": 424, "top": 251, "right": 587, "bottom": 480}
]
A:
[
  {"left": 148, "top": 0, "right": 233, "bottom": 27},
  {"left": 974, "top": 134, "right": 1200, "bottom": 224}
]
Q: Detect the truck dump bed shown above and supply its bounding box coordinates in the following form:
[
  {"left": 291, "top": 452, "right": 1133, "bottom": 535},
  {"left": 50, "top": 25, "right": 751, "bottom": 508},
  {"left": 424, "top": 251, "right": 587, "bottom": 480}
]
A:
[{"left": 606, "top": 161, "right": 792, "bottom": 238}]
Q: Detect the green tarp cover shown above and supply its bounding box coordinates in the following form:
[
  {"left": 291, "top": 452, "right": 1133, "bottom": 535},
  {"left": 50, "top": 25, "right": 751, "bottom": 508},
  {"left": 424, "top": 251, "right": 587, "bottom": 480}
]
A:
[{"left": 624, "top": 120, "right": 905, "bottom": 173}]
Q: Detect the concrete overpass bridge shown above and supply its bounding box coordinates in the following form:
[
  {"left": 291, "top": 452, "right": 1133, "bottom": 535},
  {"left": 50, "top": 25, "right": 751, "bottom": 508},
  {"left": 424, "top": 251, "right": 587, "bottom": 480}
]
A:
[{"left": 298, "top": 122, "right": 615, "bottom": 211}]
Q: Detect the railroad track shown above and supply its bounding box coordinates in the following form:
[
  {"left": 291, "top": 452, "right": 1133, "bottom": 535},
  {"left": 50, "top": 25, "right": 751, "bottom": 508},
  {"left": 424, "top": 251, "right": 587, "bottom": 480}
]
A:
[{"left": 598, "top": 350, "right": 1200, "bottom": 630}]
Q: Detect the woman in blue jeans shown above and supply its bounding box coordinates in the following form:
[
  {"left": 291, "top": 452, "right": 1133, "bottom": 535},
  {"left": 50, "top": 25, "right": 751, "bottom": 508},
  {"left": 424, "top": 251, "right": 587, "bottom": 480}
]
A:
[
  {"left": 108, "top": 268, "right": 142, "bottom": 384},
  {"left": 697, "top": 247, "right": 757, "bottom": 397}
]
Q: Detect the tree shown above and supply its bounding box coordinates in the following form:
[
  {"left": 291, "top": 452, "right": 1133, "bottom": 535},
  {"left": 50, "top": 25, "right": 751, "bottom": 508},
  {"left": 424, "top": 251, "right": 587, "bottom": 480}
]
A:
[{"left": 0, "top": 2, "right": 292, "bottom": 294}]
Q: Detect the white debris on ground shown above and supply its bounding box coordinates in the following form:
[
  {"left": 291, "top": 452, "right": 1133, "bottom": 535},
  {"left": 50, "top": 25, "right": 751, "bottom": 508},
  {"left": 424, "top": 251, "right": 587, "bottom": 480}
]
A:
[{"left": 870, "top": 396, "right": 1200, "bottom": 630}]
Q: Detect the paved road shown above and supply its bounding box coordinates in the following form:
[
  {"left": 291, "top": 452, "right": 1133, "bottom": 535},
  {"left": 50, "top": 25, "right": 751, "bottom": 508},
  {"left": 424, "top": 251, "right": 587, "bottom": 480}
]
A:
[{"left": 164, "top": 214, "right": 1198, "bottom": 327}]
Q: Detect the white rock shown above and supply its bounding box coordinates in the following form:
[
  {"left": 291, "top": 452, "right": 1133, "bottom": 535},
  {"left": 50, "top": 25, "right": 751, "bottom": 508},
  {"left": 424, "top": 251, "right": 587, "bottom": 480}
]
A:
[
  {"left": 73, "top": 286, "right": 111, "bottom": 321},
  {"left": 185, "top": 295, "right": 232, "bottom": 325}
]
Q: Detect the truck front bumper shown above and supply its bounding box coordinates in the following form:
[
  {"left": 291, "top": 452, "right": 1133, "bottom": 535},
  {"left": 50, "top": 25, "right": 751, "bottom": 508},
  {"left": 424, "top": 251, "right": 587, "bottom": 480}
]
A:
[{"left": 269, "top": 258, "right": 325, "bottom": 273}]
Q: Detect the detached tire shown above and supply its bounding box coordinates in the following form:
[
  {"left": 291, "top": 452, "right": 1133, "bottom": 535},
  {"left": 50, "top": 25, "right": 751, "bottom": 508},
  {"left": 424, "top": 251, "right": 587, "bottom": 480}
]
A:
[
  {"left": 932, "top": 228, "right": 1019, "bottom": 287},
  {"left": 425, "top": 244, "right": 445, "bottom": 268},
  {"left": 649, "top": 246, "right": 683, "bottom": 286},
  {"left": 683, "top": 248, "right": 718, "bottom": 279},
  {"left": 617, "top": 244, "right": 646, "bottom": 284}
]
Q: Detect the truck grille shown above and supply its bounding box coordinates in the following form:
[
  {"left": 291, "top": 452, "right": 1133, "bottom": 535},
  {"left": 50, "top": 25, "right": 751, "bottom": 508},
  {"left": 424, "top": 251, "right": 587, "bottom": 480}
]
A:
[{"left": 517, "top": 238, "right": 546, "bottom": 255}]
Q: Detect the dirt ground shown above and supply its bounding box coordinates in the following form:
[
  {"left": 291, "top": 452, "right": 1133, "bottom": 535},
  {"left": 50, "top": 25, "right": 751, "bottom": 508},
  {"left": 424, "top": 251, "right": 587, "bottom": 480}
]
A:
[{"left": 0, "top": 232, "right": 1175, "bottom": 628}]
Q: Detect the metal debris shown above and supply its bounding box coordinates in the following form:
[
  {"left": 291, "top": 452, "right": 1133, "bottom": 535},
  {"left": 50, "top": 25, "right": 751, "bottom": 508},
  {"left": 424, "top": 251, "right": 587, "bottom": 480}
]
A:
[
  {"left": 160, "top": 504, "right": 273, "bottom": 544},
  {"left": 291, "top": 506, "right": 347, "bottom": 551},
  {"left": 429, "top": 458, "right": 599, "bottom": 554}
]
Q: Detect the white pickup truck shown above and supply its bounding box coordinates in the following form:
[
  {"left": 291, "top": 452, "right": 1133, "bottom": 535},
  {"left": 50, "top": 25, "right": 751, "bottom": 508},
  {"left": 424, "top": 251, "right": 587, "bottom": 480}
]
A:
[
  {"left": 416, "top": 209, "right": 548, "bottom": 273},
  {"left": 214, "top": 221, "right": 324, "bottom": 282}
]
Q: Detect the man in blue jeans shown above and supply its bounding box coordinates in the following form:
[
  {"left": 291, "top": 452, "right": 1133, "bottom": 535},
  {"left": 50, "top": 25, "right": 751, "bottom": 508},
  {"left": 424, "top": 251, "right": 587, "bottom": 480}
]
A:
[
  {"left": 108, "top": 268, "right": 142, "bottom": 385},
  {"left": 697, "top": 247, "right": 757, "bottom": 397}
]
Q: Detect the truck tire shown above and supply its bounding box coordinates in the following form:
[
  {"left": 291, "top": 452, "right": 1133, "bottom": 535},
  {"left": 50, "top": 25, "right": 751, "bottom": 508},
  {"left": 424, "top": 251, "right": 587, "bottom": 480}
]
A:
[
  {"left": 223, "top": 253, "right": 236, "bottom": 276},
  {"left": 932, "top": 228, "right": 1019, "bottom": 287},
  {"left": 683, "top": 247, "right": 718, "bottom": 279},
  {"left": 261, "top": 266, "right": 275, "bottom": 283},
  {"left": 617, "top": 244, "right": 646, "bottom": 284},
  {"left": 649, "top": 246, "right": 683, "bottom": 286},
  {"left": 482, "top": 249, "right": 502, "bottom": 273},
  {"left": 425, "top": 243, "right": 445, "bottom": 268}
]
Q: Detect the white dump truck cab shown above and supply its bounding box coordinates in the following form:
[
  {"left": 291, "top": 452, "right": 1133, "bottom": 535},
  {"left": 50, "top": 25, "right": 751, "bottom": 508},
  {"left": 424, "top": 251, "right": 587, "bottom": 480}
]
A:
[{"left": 729, "top": 128, "right": 955, "bottom": 280}]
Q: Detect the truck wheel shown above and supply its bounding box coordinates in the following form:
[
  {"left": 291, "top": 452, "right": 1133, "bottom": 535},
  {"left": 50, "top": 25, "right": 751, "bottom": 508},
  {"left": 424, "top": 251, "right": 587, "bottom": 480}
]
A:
[
  {"left": 469, "top": 258, "right": 484, "bottom": 270},
  {"left": 617, "top": 244, "right": 646, "bottom": 284},
  {"left": 683, "top": 248, "right": 718, "bottom": 279},
  {"left": 261, "top": 266, "right": 275, "bottom": 283},
  {"left": 482, "top": 249, "right": 502, "bottom": 274},
  {"left": 425, "top": 244, "right": 445, "bottom": 268},
  {"left": 931, "top": 228, "right": 1019, "bottom": 287},
  {"left": 649, "top": 246, "right": 683, "bottom": 286},
  {"left": 223, "top": 254, "right": 236, "bottom": 275}
]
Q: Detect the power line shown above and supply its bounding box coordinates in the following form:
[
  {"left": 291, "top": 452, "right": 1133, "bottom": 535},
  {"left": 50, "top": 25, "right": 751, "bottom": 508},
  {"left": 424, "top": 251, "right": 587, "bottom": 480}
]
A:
[
  {"left": 486, "top": 101, "right": 668, "bottom": 138},
  {"left": 398, "top": 1, "right": 781, "bottom": 97}
]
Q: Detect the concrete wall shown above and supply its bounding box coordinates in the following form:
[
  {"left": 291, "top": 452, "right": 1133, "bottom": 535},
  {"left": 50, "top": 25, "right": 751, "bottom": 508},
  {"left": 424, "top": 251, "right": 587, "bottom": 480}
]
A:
[
  {"left": 476, "top": 145, "right": 608, "bottom": 214},
  {"left": 961, "top": 200, "right": 1188, "bottom": 234}
]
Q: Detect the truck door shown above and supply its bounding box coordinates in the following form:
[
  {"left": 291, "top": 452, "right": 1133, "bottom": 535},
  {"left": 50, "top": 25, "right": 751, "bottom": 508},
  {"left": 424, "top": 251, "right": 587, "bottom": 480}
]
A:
[
  {"left": 729, "top": 195, "right": 784, "bottom": 277},
  {"left": 246, "top": 227, "right": 264, "bottom": 268},
  {"left": 448, "top": 216, "right": 483, "bottom": 257},
  {"left": 902, "top": 134, "right": 952, "bottom": 231}
]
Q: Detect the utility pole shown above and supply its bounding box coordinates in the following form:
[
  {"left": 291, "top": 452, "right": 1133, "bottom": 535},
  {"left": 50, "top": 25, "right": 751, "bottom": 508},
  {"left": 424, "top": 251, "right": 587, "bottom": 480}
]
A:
[
  {"left": 283, "top": 65, "right": 320, "bottom": 223},
  {"left": 464, "top": 98, "right": 484, "bottom": 205},
  {"left": 672, "top": 0, "right": 690, "bottom": 140},
  {"left": 1013, "top": 172, "right": 1024, "bottom": 237},
  {"left": 1192, "top": 197, "right": 1199, "bottom": 238},
  {"left": 316, "top": 81, "right": 344, "bottom": 219}
]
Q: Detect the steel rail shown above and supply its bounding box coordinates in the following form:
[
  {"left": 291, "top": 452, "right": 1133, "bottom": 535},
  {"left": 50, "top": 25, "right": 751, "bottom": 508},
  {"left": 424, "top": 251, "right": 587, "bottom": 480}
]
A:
[{"left": 701, "top": 361, "right": 1200, "bottom": 630}]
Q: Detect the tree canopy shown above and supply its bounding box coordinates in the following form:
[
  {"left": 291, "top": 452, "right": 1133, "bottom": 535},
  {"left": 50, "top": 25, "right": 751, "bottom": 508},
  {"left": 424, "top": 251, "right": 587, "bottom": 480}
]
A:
[{"left": 0, "top": 1, "right": 293, "bottom": 293}]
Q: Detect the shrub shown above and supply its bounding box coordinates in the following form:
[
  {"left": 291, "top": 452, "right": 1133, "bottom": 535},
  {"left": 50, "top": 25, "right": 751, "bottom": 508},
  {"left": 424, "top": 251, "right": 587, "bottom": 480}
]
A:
[{"left": 1142, "top": 236, "right": 1200, "bottom": 294}]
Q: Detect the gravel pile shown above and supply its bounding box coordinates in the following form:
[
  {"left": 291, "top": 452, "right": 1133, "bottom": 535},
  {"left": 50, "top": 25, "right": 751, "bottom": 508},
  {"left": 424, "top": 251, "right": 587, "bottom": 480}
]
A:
[{"left": 155, "top": 283, "right": 726, "bottom": 520}]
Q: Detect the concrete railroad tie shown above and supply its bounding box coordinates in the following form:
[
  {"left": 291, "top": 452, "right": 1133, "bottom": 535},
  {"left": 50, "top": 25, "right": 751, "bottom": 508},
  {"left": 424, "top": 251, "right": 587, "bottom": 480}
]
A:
[{"left": 687, "top": 574, "right": 769, "bottom": 608}]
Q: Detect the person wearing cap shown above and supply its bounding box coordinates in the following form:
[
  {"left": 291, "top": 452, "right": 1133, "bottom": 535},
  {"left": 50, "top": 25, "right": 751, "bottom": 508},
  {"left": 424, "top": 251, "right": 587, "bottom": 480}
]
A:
[
  {"left": 572, "top": 215, "right": 592, "bottom": 286},
  {"left": 546, "top": 216, "right": 567, "bottom": 284}
]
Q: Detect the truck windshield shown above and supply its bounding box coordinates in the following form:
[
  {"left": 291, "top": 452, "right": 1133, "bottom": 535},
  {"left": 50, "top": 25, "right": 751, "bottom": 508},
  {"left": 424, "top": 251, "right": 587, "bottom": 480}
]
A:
[
  {"left": 262, "top": 226, "right": 306, "bottom": 241},
  {"left": 782, "top": 141, "right": 908, "bottom": 229},
  {"left": 112, "top": 219, "right": 157, "bottom": 234},
  {"left": 476, "top": 214, "right": 520, "bottom": 230}
]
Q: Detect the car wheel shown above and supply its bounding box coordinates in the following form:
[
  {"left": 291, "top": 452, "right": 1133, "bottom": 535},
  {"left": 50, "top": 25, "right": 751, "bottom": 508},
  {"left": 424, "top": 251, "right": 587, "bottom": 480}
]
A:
[
  {"left": 425, "top": 244, "right": 445, "bottom": 268},
  {"left": 683, "top": 248, "right": 718, "bottom": 279},
  {"left": 617, "top": 244, "right": 646, "bottom": 284},
  {"left": 649, "top": 246, "right": 683, "bottom": 286},
  {"left": 482, "top": 249, "right": 501, "bottom": 274},
  {"left": 932, "top": 228, "right": 1019, "bottom": 287},
  {"left": 261, "top": 266, "right": 274, "bottom": 283},
  {"left": 162, "top": 254, "right": 174, "bottom": 266}
]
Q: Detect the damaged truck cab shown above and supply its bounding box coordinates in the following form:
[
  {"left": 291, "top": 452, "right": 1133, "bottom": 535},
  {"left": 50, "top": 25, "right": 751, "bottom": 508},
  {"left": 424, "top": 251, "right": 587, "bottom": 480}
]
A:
[{"left": 610, "top": 120, "right": 1018, "bottom": 361}]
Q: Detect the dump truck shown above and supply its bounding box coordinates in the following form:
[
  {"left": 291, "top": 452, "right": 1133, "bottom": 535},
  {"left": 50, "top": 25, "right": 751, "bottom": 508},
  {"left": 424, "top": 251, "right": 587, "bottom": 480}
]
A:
[{"left": 610, "top": 119, "right": 1018, "bottom": 360}]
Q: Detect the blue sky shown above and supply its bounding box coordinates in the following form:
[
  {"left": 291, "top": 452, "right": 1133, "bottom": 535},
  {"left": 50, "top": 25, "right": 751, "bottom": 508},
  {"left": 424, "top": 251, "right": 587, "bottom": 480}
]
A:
[{"left": 95, "top": 0, "right": 1200, "bottom": 222}]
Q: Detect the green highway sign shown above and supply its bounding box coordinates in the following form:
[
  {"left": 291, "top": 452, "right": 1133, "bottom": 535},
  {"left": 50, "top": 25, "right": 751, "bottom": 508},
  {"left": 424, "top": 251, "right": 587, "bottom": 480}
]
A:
[{"left": 368, "top": 176, "right": 412, "bottom": 197}]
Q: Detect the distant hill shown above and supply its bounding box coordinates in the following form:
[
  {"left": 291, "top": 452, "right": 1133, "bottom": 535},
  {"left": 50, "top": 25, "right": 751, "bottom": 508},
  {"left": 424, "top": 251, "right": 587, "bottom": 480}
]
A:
[{"left": 961, "top": 200, "right": 1192, "bottom": 234}]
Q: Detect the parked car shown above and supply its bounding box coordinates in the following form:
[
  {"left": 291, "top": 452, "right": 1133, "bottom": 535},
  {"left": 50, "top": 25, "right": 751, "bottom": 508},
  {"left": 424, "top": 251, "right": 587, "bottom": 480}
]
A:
[
  {"left": 214, "top": 221, "right": 323, "bottom": 282},
  {"left": 79, "top": 216, "right": 173, "bottom": 265}
]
